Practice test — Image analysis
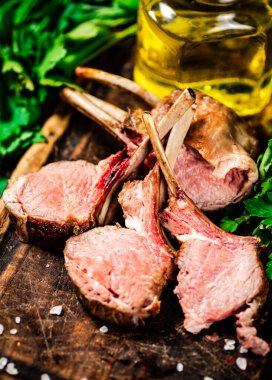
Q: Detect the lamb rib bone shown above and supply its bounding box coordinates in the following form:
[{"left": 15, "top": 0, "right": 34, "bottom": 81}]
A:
[
  {"left": 98, "top": 89, "right": 196, "bottom": 225},
  {"left": 75, "top": 67, "right": 159, "bottom": 107},
  {"left": 143, "top": 113, "right": 270, "bottom": 356}
]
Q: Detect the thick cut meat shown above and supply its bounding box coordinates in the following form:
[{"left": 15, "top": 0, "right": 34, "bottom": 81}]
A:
[
  {"left": 160, "top": 192, "right": 270, "bottom": 356},
  {"left": 143, "top": 111, "right": 269, "bottom": 356},
  {"left": 153, "top": 90, "right": 258, "bottom": 210},
  {"left": 3, "top": 154, "right": 129, "bottom": 248},
  {"left": 174, "top": 145, "right": 248, "bottom": 210},
  {"left": 64, "top": 167, "right": 174, "bottom": 325}
]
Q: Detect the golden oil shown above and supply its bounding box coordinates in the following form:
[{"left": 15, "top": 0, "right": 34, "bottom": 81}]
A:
[{"left": 134, "top": 0, "right": 272, "bottom": 116}]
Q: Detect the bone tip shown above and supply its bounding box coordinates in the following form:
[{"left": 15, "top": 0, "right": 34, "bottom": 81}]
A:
[
  {"left": 75, "top": 66, "right": 86, "bottom": 76},
  {"left": 60, "top": 87, "right": 71, "bottom": 98},
  {"left": 188, "top": 88, "right": 196, "bottom": 100}
]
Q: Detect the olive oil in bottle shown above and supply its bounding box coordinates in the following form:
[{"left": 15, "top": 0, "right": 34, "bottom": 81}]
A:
[{"left": 134, "top": 0, "right": 272, "bottom": 116}]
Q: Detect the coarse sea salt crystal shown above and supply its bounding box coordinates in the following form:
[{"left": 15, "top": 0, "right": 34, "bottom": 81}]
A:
[
  {"left": 0, "top": 357, "right": 8, "bottom": 370},
  {"left": 0, "top": 324, "right": 4, "bottom": 335},
  {"left": 236, "top": 357, "right": 247, "bottom": 370},
  {"left": 10, "top": 329, "right": 18, "bottom": 335},
  {"left": 41, "top": 373, "right": 51, "bottom": 380},
  {"left": 81, "top": 377, "right": 88, "bottom": 380},
  {"left": 15, "top": 317, "right": 21, "bottom": 324},
  {"left": 224, "top": 339, "right": 236, "bottom": 351},
  {"left": 204, "top": 377, "right": 214, "bottom": 380},
  {"left": 49, "top": 305, "right": 63, "bottom": 316},
  {"left": 99, "top": 325, "right": 108, "bottom": 333},
  {"left": 46, "top": 264, "right": 50, "bottom": 268},
  {"left": 6, "top": 362, "right": 18, "bottom": 375},
  {"left": 176, "top": 362, "right": 184, "bottom": 372},
  {"left": 239, "top": 346, "right": 248, "bottom": 354}
]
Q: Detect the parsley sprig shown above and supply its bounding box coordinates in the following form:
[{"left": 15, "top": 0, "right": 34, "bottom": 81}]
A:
[
  {"left": 220, "top": 140, "right": 272, "bottom": 279},
  {"left": 0, "top": 0, "right": 138, "bottom": 194}
]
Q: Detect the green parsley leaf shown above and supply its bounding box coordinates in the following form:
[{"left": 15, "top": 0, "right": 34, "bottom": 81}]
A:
[{"left": 0, "top": 177, "right": 8, "bottom": 197}]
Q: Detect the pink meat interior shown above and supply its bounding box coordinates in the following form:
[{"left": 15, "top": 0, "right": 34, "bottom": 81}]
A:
[
  {"left": 16, "top": 161, "right": 99, "bottom": 224},
  {"left": 65, "top": 225, "right": 170, "bottom": 312}
]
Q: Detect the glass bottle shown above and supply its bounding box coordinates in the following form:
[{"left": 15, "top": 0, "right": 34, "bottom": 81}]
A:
[{"left": 134, "top": 0, "right": 272, "bottom": 116}]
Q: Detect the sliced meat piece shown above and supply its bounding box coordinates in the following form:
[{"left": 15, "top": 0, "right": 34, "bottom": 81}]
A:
[
  {"left": 64, "top": 167, "right": 174, "bottom": 325},
  {"left": 160, "top": 193, "right": 269, "bottom": 355},
  {"left": 152, "top": 89, "right": 258, "bottom": 210},
  {"left": 3, "top": 154, "right": 129, "bottom": 249},
  {"left": 143, "top": 112, "right": 270, "bottom": 356},
  {"left": 174, "top": 145, "right": 249, "bottom": 210}
]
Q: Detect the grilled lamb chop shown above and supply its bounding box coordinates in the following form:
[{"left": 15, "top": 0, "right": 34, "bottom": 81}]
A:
[
  {"left": 3, "top": 89, "right": 195, "bottom": 248},
  {"left": 143, "top": 112, "right": 270, "bottom": 356},
  {"left": 64, "top": 166, "right": 174, "bottom": 326},
  {"left": 62, "top": 67, "right": 258, "bottom": 211},
  {"left": 3, "top": 156, "right": 129, "bottom": 249}
]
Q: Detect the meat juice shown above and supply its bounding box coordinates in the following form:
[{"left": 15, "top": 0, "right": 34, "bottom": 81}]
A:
[{"left": 134, "top": 0, "right": 272, "bottom": 116}]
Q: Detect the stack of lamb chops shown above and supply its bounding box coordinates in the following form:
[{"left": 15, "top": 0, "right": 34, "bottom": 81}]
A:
[
  {"left": 3, "top": 87, "right": 194, "bottom": 249},
  {"left": 2, "top": 69, "right": 270, "bottom": 356},
  {"left": 63, "top": 67, "right": 259, "bottom": 211}
]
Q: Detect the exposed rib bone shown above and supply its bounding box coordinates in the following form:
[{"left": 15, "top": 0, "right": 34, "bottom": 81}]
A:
[
  {"left": 75, "top": 67, "right": 159, "bottom": 107},
  {"left": 61, "top": 87, "right": 132, "bottom": 147},
  {"left": 84, "top": 93, "right": 127, "bottom": 123},
  {"left": 157, "top": 88, "right": 196, "bottom": 140},
  {"left": 143, "top": 113, "right": 179, "bottom": 196},
  {"left": 165, "top": 107, "right": 195, "bottom": 169},
  {"left": 99, "top": 94, "right": 195, "bottom": 225},
  {"left": 62, "top": 87, "right": 196, "bottom": 155}
]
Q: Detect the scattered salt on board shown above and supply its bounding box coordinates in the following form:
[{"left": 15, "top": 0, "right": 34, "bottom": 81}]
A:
[
  {"left": 236, "top": 357, "right": 247, "bottom": 370},
  {"left": 49, "top": 305, "right": 63, "bottom": 316},
  {"left": 239, "top": 346, "right": 248, "bottom": 354},
  {"left": 223, "top": 339, "right": 235, "bottom": 351},
  {"left": 99, "top": 326, "right": 108, "bottom": 333},
  {"left": 6, "top": 362, "right": 18, "bottom": 375},
  {"left": 0, "top": 357, "right": 8, "bottom": 370},
  {"left": 0, "top": 324, "right": 4, "bottom": 335},
  {"left": 41, "top": 374, "right": 51, "bottom": 380},
  {"left": 15, "top": 317, "right": 21, "bottom": 324},
  {"left": 176, "top": 363, "right": 184, "bottom": 372}
]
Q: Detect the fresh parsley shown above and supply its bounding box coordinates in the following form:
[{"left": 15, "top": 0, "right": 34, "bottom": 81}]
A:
[
  {"left": 220, "top": 139, "right": 272, "bottom": 279},
  {"left": 0, "top": 0, "right": 138, "bottom": 195}
]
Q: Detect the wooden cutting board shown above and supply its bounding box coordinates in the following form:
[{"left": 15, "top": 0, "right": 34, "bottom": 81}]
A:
[{"left": 0, "top": 38, "right": 271, "bottom": 380}]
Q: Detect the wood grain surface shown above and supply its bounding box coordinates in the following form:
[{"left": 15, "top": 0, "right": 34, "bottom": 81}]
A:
[{"left": 0, "top": 38, "right": 272, "bottom": 380}]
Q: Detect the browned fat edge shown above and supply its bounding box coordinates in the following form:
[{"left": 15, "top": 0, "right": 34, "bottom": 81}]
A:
[
  {"left": 26, "top": 217, "right": 96, "bottom": 251},
  {"left": 76, "top": 288, "right": 161, "bottom": 328}
]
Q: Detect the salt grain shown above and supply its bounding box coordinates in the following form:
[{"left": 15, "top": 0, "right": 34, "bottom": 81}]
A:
[
  {"left": 239, "top": 346, "right": 248, "bottom": 354},
  {"left": 6, "top": 362, "right": 18, "bottom": 375},
  {"left": 81, "top": 378, "right": 88, "bottom": 380},
  {"left": 0, "top": 324, "right": 4, "bottom": 335},
  {"left": 15, "top": 317, "right": 21, "bottom": 324},
  {"left": 10, "top": 329, "right": 18, "bottom": 335},
  {"left": 41, "top": 374, "right": 51, "bottom": 380},
  {"left": 46, "top": 264, "right": 50, "bottom": 268},
  {"left": 204, "top": 377, "right": 214, "bottom": 380},
  {"left": 99, "top": 325, "right": 108, "bottom": 333},
  {"left": 236, "top": 357, "right": 247, "bottom": 370},
  {"left": 176, "top": 362, "right": 184, "bottom": 372},
  {"left": 49, "top": 305, "right": 63, "bottom": 316},
  {"left": 224, "top": 339, "right": 236, "bottom": 351},
  {"left": 0, "top": 357, "right": 8, "bottom": 370}
]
